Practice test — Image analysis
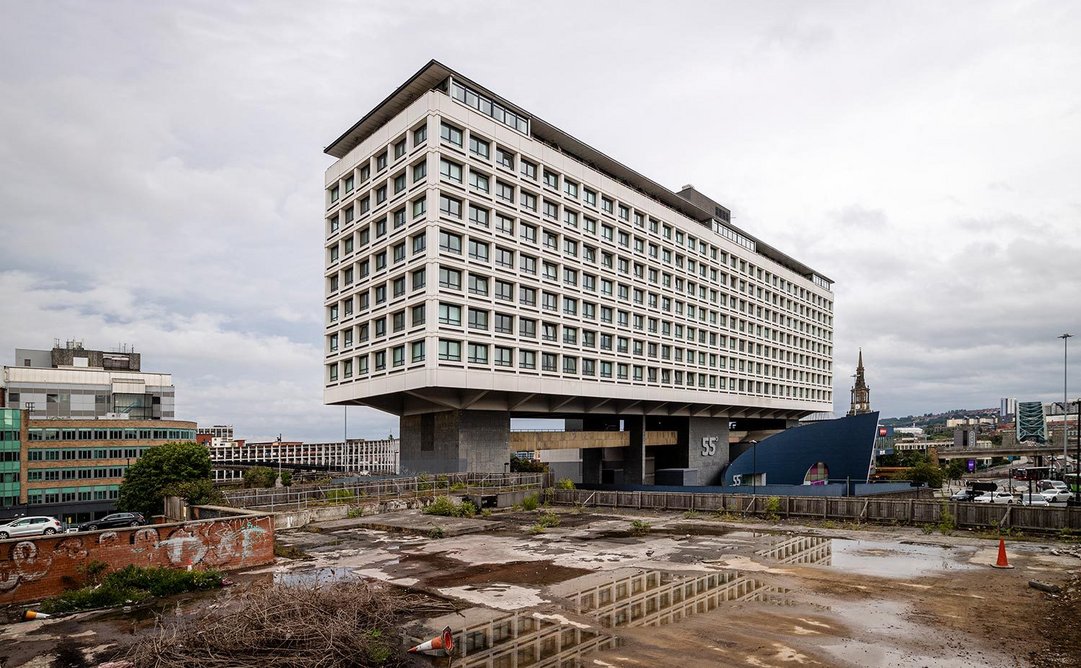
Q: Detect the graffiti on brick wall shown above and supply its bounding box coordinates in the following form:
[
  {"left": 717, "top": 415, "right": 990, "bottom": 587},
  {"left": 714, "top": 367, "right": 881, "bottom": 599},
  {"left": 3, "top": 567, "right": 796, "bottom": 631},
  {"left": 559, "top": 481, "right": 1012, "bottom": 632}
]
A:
[{"left": 0, "top": 516, "right": 272, "bottom": 598}]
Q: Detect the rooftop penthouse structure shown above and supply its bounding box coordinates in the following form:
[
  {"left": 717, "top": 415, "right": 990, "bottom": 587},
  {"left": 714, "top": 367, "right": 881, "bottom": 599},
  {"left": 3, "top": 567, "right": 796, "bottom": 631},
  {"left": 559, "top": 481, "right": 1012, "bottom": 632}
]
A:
[{"left": 322, "top": 61, "right": 834, "bottom": 482}]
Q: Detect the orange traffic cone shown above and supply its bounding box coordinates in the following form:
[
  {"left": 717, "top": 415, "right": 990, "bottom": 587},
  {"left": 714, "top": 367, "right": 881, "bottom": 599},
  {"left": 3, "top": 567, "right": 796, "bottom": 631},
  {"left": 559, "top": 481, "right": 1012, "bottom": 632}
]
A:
[
  {"left": 408, "top": 625, "right": 454, "bottom": 656},
  {"left": 23, "top": 610, "right": 50, "bottom": 621},
  {"left": 991, "top": 538, "right": 1014, "bottom": 569}
]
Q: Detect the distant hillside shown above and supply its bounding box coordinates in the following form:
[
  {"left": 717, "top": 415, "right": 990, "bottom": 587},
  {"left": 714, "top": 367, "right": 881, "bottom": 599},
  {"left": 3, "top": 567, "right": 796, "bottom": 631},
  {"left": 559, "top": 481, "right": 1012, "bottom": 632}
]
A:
[{"left": 880, "top": 407, "right": 999, "bottom": 428}]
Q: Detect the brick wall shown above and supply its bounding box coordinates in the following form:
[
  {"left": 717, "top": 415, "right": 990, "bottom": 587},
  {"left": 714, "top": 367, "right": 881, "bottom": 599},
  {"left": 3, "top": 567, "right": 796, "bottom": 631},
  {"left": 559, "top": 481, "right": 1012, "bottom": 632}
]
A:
[{"left": 0, "top": 514, "right": 274, "bottom": 606}]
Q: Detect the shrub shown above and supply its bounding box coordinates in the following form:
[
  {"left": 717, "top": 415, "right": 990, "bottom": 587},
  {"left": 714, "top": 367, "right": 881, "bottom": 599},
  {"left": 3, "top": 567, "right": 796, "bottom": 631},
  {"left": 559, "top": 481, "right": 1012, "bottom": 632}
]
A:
[
  {"left": 243, "top": 466, "right": 277, "bottom": 489},
  {"left": 630, "top": 519, "right": 652, "bottom": 536},
  {"left": 557, "top": 478, "right": 576, "bottom": 490},
  {"left": 325, "top": 489, "right": 355, "bottom": 503},
  {"left": 41, "top": 565, "right": 223, "bottom": 613},
  {"left": 938, "top": 501, "right": 956, "bottom": 535},
  {"left": 764, "top": 496, "right": 782, "bottom": 521},
  {"left": 536, "top": 511, "right": 561, "bottom": 528},
  {"left": 521, "top": 494, "right": 540, "bottom": 511},
  {"left": 422, "top": 496, "right": 477, "bottom": 517}
]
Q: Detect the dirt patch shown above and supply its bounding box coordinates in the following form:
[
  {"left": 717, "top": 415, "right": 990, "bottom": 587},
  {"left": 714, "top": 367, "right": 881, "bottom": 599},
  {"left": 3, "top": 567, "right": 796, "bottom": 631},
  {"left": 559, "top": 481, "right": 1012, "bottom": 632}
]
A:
[
  {"left": 423, "top": 560, "right": 591, "bottom": 588},
  {"left": 1033, "top": 574, "right": 1081, "bottom": 667}
]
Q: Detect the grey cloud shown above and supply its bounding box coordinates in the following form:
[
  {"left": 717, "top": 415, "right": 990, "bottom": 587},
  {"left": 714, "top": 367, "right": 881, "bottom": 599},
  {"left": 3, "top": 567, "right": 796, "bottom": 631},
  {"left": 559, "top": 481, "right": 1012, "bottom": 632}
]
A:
[{"left": 2, "top": 0, "right": 1080, "bottom": 435}]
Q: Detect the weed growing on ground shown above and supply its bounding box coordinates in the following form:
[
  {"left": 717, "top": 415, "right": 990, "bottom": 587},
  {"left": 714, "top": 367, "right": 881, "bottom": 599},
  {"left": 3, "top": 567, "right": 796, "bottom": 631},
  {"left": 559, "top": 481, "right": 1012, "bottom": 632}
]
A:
[
  {"left": 521, "top": 494, "right": 540, "bottom": 511},
  {"left": 938, "top": 502, "right": 956, "bottom": 535},
  {"left": 630, "top": 519, "right": 652, "bottom": 536},
  {"left": 536, "top": 511, "right": 560, "bottom": 528},
  {"left": 427, "top": 526, "right": 445, "bottom": 539},
  {"left": 423, "top": 496, "right": 477, "bottom": 517},
  {"left": 42, "top": 565, "right": 223, "bottom": 614},
  {"left": 682, "top": 510, "right": 701, "bottom": 519},
  {"left": 346, "top": 506, "right": 364, "bottom": 519},
  {"left": 557, "top": 478, "right": 576, "bottom": 490},
  {"left": 527, "top": 523, "right": 547, "bottom": 535},
  {"left": 325, "top": 489, "right": 355, "bottom": 503},
  {"left": 764, "top": 497, "right": 782, "bottom": 521}
]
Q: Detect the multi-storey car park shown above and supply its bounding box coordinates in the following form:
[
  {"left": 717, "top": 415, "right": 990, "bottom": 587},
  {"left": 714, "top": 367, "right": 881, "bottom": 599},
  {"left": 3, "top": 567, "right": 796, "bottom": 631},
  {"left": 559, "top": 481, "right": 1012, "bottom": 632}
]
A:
[{"left": 322, "top": 61, "right": 834, "bottom": 484}]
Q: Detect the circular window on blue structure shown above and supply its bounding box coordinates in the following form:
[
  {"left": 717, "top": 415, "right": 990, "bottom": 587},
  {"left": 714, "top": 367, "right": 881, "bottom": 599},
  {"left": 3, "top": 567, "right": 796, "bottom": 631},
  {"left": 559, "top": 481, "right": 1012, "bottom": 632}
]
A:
[{"left": 804, "top": 462, "right": 829, "bottom": 485}]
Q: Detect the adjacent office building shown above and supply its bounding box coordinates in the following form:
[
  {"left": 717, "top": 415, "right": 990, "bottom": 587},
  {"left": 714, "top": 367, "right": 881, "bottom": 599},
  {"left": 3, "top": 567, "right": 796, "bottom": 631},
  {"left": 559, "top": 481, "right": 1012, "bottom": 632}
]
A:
[
  {"left": 322, "top": 61, "right": 834, "bottom": 483},
  {"left": 2, "top": 340, "right": 175, "bottom": 420},
  {"left": 208, "top": 436, "right": 400, "bottom": 476},
  {"left": 0, "top": 342, "right": 195, "bottom": 522}
]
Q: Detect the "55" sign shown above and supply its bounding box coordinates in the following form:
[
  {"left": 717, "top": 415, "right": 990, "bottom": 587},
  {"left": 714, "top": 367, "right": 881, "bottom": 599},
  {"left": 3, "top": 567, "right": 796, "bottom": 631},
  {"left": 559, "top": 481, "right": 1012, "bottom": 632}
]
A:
[{"left": 701, "top": 436, "right": 718, "bottom": 457}]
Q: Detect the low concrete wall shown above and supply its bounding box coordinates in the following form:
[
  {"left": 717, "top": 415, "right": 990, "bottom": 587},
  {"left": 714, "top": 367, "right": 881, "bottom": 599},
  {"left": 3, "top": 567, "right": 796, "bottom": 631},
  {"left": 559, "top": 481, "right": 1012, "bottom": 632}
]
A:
[{"left": 0, "top": 514, "right": 275, "bottom": 606}]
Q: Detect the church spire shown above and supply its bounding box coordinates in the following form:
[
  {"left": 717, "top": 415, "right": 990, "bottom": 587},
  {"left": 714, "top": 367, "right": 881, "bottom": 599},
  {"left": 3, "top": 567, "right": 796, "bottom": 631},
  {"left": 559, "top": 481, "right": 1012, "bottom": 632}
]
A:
[{"left": 848, "top": 348, "right": 871, "bottom": 416}]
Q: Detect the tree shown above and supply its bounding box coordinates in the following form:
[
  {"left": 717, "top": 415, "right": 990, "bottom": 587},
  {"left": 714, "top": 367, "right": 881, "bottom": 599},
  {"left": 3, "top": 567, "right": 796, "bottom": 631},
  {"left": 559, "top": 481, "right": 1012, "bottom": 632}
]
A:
[
  {"left": 907, "top": 461, "right": 945, "bottom": 489},
  {"left": 243, "top": 466, "right": 277, "bottom": 488},
  {"left": 279, "top": 470, "right": 293, "bottom": 487},
  {"left": 116, "top": 442, "right": 212, "bottom": 517},
  {"left": 162, "top": 478, "right": 224, "bottom": 507},
  {"left": 944, "top": 460, "right": 964, "bottom": 483}
]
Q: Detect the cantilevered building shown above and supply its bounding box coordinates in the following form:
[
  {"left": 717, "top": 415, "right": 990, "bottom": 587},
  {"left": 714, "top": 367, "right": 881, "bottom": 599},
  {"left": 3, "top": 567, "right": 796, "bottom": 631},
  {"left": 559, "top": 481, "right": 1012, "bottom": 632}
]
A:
[{"left": 322, "top": 61, "right": 834, "bottom": 482}]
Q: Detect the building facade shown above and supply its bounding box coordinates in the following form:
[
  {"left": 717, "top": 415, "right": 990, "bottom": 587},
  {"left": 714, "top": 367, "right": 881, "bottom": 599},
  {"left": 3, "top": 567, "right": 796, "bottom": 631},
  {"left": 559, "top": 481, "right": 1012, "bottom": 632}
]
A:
[
  {"left": 0, "top": 409, "right": 197, "bottom": 523},
  {"left": 322, "top": 61, "right": 834, "bottom": 481},
  {"left": 208, "top": 437, "right": 399, "bottom": 476},
  {"left": 1, "top": 341, "right": 175, "bottom": 420}
]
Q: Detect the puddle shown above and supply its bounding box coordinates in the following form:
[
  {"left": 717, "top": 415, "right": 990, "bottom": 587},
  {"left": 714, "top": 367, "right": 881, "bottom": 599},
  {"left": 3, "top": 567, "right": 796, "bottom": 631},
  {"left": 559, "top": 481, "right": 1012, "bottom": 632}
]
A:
[
  {"left": 829, "top": 539, "right": 976, "bottom": 578},
  {"left": 753, "top": 535, "right": 976, "bottom": 577},
  {"left": 434, "top": 569, "right": 791, "bottom": 667},
  {"left": 272, "top": 567, "right": 357, "bottom": 585}
]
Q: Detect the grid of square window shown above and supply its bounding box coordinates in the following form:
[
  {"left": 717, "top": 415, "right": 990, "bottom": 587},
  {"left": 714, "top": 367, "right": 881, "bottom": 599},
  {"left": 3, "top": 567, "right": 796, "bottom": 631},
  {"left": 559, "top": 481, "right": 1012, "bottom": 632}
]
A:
[{"left": 323, "top": 100, "right": 834, "bottom": 405}]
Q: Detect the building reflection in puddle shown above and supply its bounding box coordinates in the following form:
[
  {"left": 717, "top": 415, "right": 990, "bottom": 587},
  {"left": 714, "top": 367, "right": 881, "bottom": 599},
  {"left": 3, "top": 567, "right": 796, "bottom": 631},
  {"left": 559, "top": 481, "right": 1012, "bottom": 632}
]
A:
[
  {"left": 446, "top": 569, "right": 791, "bottom": 667},
  {"left": 753, "top": 535, "right": 832, "bottom": 566}
]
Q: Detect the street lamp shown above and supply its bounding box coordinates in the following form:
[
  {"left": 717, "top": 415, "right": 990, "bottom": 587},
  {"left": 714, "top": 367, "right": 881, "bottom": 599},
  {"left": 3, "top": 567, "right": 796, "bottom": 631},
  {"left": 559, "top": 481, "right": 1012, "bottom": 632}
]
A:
[
  {"left": 1059, "top": 334, "right": 1072, "bottom": 479},
  {"left": 750, "top": 440, "right": 759, "bottom": 496}
]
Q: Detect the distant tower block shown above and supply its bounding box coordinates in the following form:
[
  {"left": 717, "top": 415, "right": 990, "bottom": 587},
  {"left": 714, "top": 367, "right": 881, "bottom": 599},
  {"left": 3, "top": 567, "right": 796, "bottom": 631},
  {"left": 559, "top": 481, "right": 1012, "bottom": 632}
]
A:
[{"left": 847, "top": 349, "right": 871, "bottom": 416}]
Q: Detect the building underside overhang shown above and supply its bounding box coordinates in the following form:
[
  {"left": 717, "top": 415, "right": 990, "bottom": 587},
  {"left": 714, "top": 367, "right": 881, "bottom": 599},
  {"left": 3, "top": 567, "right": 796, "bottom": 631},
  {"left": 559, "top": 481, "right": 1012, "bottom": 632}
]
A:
[{"left": 338, "top": 388, "right": 815, "bottom": 422}]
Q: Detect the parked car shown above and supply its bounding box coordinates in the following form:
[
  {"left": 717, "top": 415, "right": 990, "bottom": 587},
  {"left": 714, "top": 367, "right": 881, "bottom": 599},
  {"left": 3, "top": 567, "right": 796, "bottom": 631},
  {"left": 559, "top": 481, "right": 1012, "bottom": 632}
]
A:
[
  {"left": 77, "top": 512, "right": 147, "bottom": 532},
  {"left": 974, "top": 491, "right": 1015, "bottom": 504},
  {"left": 1018, "top": 493, "right": 1050, "bottom": 507},
  {"left": 0, "top": 516, "right": 64, "bottom": 539},
  {"left": 949, "top": 489, "right": 980, "bottom": 502},
  {"left": 1038, "top": 480, "right": 1069, "bottom": 494},
  {"left": 1041, "top": 488, "right": 1073, "bottom": 503}
]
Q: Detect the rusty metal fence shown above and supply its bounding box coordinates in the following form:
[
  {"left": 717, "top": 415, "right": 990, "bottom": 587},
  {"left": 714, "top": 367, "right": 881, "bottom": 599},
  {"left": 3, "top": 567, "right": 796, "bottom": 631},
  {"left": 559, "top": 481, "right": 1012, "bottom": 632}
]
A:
[{"left": 224, "top": 472, "right": 545, "bottom": 511}]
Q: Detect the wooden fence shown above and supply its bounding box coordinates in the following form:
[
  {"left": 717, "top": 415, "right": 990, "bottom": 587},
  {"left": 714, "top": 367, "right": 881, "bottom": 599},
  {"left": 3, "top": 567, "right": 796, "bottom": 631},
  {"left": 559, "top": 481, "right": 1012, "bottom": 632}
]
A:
[{"left": 549, "top": 489, "right": 1081, "bottom": 533}]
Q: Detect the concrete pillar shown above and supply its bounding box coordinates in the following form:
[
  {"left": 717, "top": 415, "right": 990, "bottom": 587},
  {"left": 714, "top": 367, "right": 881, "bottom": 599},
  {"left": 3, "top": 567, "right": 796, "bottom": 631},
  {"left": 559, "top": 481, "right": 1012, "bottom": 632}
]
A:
[
  {"left": 399, "top": 410, "right": 510, "bottom": 474},
  {"left": 686, "top": 416, "right": 730, "bottom": 486},
  {"left": 625, "top": 415, "right": 646, "bottom": 484},
  {"left": 581, "top": 447, "right": 603, "bottom": 484}
]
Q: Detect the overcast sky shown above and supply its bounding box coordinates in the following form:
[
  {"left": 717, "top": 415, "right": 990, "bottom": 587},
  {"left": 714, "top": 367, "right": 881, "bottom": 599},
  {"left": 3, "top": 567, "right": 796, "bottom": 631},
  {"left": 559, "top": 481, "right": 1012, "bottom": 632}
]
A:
[{"left": 1, "top": 1, "right": 1079, "bottom": 441}]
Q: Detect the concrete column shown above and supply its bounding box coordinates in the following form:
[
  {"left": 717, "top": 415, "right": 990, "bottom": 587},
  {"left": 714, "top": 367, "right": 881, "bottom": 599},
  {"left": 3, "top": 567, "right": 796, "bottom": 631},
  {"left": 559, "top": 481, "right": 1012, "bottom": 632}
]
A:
[
  {"left": 687, "top": 416, "right": 730, "bottom": 486},
  {"left": 581, "top": 447, "right": 603, "bottom": 484},
  {"left": 399, "top": 410, "right": 510, "bottom": 474},
  {"left": 625, "top": 415, "right": 646, "bottom": 484}
]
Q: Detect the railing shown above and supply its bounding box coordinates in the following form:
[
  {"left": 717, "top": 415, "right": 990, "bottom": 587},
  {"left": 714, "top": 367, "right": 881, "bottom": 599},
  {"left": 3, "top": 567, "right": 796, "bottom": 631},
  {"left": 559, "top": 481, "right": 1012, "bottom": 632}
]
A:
[
  {"left": 548, "top": 489, "right": 1081, "bottom": 533},
  {"left": 223, "top": 472, "right": 545, "bottom": 511}
]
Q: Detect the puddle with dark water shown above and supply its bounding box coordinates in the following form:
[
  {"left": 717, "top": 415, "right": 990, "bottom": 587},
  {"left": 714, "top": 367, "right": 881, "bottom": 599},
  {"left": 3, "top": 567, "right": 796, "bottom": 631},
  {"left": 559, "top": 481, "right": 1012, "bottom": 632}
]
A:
[
  {"left": 272, "top": 567, "right": 358, "bottom": 586},
  {"left": 754, "top": 535, "right": 976, "bottom": 577}
]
